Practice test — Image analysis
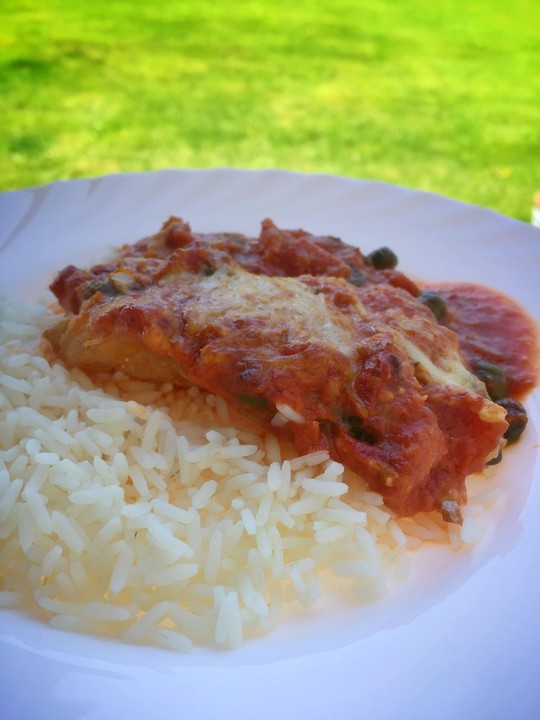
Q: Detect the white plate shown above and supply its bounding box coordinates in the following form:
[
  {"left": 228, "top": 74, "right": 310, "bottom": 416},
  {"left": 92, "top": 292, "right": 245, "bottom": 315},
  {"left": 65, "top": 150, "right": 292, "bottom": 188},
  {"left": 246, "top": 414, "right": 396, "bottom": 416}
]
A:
[{"left": 1, "top": 169, "right": 539, "bottom": 720}]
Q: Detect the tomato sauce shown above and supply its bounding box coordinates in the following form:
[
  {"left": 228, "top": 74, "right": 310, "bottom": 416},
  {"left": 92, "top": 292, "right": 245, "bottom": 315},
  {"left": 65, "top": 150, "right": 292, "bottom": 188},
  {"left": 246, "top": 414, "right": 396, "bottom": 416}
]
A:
[{"left": 426, "top": 282, "right": 539, "bottom": 399}]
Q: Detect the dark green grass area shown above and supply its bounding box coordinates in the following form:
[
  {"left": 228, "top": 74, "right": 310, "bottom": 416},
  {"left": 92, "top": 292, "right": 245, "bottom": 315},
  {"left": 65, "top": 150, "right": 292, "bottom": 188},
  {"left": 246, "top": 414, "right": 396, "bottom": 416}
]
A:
[{"left": 1, "top": 0, "right": 539, "bottom": 219}]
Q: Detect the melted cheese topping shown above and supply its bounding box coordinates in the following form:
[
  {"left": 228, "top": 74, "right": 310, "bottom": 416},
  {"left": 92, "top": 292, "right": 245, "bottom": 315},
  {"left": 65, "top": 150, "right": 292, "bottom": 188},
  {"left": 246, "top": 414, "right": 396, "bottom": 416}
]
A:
[
  {"left": 397, "top": 335, "right": 487, "bottom": 394},
  {"left": 185, "top": 264, "right": 490, "bottom": 400},
  {"left": 190, "top": 266, "right": 364, "bottom": 357}
]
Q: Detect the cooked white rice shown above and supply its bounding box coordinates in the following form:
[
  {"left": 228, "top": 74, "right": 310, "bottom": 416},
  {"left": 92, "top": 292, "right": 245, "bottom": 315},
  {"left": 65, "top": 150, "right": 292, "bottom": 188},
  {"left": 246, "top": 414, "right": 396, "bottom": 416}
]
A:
[{"left": 0, "top": 297, "right": 504, "bottom": 651}]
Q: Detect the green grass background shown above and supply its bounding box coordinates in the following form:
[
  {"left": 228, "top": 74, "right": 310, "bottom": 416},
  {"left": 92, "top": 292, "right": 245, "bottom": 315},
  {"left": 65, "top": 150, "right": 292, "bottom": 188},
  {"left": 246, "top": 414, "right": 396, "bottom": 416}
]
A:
[{"left": 1, "top": 0, "right": 539, "bottom": 220}]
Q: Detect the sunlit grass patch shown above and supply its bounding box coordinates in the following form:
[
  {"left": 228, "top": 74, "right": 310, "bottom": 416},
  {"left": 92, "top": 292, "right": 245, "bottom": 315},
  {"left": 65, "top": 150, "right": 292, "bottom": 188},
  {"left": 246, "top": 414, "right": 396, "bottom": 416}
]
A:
[{"left": 1, "top": 0, "right": 539, "bottom": 220}]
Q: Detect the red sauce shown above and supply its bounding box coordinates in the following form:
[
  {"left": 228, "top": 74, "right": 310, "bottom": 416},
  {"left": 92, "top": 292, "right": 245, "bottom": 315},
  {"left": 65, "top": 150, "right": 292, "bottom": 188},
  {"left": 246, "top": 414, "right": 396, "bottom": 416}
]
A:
[{"left": 426, "top": 282, "right": 539, "bottom": 399}]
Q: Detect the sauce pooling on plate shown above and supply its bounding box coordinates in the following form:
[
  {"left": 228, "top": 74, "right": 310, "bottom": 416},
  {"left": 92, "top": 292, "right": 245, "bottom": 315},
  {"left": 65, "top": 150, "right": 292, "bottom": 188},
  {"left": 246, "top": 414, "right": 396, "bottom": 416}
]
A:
[
  {"left": 424, "top": 282, "right": 539, "bottom": 446},
  {"left": 427, "top": 282, "right": 539, "bottom": 399}
]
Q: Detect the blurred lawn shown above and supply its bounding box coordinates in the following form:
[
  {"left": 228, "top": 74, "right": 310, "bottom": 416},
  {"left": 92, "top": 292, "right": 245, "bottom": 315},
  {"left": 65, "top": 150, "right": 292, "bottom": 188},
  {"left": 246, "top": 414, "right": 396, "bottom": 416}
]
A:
[{"left": 1, "top": 0, "right": 539, "bottom": 220}]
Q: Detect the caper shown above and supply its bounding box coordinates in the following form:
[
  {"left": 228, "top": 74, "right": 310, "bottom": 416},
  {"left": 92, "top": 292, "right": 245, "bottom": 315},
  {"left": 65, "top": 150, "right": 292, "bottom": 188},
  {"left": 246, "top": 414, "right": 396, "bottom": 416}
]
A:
[
  {"left": 473, "top": 360, "right": 508, "bottom": 401},
  {"left": 419, "top": 290, "right": 447, "bottom": 322},
  {"left": 82, "top": 277, "right": 122, "bottom": 299},
  {"left": 497, "top": 397, "right": 528, "bottom": 443},
  {"left": 366, "top": 246, "right": 398, "bottom": 270},
  {"left": 348, "top": 268, "right": 368, "bottom": 287},
  {"left": 486, "top": 449, "right": 503, "bottom": 466},
  {"left": 237, "top": 394, "right": 268, "bottom": 409},
  {"left": 344, "top": 416, "right": 375, "bottom": 444}
]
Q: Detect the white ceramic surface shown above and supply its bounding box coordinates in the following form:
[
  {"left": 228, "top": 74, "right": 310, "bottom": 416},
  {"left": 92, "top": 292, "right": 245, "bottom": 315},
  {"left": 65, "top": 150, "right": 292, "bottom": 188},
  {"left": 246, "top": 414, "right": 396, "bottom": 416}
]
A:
[{"left": 1, "top": 169, "right": 539, "bottom": 720}]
